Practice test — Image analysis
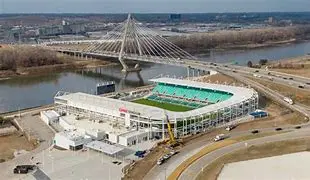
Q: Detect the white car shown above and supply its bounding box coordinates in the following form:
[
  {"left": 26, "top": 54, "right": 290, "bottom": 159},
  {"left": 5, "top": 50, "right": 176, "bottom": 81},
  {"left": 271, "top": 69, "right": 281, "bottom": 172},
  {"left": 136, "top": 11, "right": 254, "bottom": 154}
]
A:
[
  {"left": 157, "top": 158, "right": 164, "bottom": 165},
  {"left": 225, "top": 125, "right": 236, "bottom": 131},
  {"left": 214, "top": 134, "right": 228, "bottom": 142}
]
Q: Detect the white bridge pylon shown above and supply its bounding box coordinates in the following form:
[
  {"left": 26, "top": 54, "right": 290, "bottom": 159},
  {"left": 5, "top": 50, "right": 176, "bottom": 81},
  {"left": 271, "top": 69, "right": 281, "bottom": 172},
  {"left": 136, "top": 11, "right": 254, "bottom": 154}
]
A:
[{"left": 48, "top": 14, "right": 197, "bottom": 72}]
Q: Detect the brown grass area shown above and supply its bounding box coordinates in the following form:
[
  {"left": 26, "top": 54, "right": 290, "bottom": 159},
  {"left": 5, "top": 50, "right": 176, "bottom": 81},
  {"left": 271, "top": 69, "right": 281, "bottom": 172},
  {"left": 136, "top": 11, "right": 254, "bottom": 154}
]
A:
[
  {"left": 0, "top": 133, "right": 36, "bottom": 162},
  {"left": 200, "top": 73, "right": 240, "bottom": 85},
  {"left": 272, "top": 68, "right": 310, "bottom": 78},
  {"left": 123, "top": 146, "right": 168, "bottom": 180},
  {"left": 269, "top": 55, "right": 310, "bottom": 77},
  {"left": 196, "top": 138, "right": 310, "bottom": 180},
  {"left": 248, "top": 76, "right": 310, "bottom": 106}
]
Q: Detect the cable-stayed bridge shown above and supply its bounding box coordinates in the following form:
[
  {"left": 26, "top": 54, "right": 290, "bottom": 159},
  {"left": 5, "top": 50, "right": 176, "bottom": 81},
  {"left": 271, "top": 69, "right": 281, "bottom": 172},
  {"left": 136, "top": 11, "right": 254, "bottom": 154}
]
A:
[{"left": 43, "top": 14, "right": 200, "bottom": 72}]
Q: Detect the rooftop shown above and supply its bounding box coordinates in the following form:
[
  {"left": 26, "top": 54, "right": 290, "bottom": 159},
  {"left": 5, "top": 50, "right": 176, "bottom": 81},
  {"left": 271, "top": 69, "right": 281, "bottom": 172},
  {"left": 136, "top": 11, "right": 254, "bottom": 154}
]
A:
[
  {"left": 42, "top": 110, "right": 59, "bottom": 119},
  {"left": 119, "top": 129, "right": 150, "bottom": 138},
  {"left": 58, "top": 130, "right": 90, "bottom": 142},
  {"left": 60, "top": 115, "right": 128, "bottom": 135},
  {"left": 85, "top": 141, "right": 124, "bottom": 155}
]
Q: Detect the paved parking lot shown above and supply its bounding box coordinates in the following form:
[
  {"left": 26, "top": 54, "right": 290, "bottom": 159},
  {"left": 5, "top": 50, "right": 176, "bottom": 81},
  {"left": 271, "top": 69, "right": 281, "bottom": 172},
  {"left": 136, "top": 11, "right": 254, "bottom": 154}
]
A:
[
  {"left": 218, "top": 152, "right": 310, "bottom": 180},
  {"left": 28, "top": 148, "right": 128, "bottom": 180}
]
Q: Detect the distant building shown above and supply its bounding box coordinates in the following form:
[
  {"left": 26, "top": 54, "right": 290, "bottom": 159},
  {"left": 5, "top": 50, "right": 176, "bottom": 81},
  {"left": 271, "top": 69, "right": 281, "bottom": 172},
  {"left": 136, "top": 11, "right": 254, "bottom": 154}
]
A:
[
  {"left": 39, "top": 26, "right": 62, "bottom": 36},
  {"left": 63, "top": 23, "right": 85, "bottom": 35},
  {"left": 268, "top": 17, "right": 274, "bottom": 24}
]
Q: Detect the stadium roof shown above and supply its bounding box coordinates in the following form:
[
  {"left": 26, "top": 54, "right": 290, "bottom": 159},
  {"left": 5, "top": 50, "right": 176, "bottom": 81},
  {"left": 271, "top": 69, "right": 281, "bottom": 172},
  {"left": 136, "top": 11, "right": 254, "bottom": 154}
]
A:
[{"left": 55, "top": 78, "right": 257, "bottom": 121}]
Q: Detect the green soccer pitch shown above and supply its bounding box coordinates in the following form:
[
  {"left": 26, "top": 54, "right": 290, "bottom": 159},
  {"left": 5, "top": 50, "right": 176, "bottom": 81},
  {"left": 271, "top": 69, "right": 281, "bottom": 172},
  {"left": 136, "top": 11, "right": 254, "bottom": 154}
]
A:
[{"left": 132, "top": 98, "right": 193, "bottom": 112}]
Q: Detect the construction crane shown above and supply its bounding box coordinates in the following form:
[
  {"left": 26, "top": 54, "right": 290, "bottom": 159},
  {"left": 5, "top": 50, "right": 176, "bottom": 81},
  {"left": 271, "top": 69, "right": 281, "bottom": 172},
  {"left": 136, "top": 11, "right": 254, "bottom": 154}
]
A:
[{"left": 164, "top": 113, "right": 176, "bottom": 145}]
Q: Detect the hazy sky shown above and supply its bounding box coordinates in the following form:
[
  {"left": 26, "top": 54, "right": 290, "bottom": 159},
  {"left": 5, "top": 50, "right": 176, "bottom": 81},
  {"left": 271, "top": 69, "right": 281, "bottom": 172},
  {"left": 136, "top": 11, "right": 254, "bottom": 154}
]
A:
[{"left": 1, "top": 0, "right": 310, "bottom": 13}]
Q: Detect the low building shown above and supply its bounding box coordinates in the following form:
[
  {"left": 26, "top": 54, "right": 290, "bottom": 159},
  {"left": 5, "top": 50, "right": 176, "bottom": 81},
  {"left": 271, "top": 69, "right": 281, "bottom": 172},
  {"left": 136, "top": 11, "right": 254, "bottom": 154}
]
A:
[
  {"left": 40, "top": 110, "right": 60, "bottom": 125},
  {"left": 118, "top": 129, "right": 150, "bottom": 146},
  {"left": 53, "top": 130, "right": 92, "bottom": 150}
]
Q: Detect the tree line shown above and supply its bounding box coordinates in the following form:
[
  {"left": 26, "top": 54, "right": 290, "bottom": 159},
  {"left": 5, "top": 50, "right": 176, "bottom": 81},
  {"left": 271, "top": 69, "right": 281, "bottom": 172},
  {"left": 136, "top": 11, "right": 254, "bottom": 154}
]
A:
[
  {"left": 170, "top": 26, "right": 310, "bottom": 52},
  {"left": 0, "top": 46, "right": 61, "bottom": 71}
]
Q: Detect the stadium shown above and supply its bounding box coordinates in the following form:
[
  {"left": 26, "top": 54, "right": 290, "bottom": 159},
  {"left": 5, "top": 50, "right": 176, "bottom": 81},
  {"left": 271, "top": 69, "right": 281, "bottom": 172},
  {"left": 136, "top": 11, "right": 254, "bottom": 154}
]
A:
[{"left": 53, "top": 77, "right": 258, "bottom": 146}]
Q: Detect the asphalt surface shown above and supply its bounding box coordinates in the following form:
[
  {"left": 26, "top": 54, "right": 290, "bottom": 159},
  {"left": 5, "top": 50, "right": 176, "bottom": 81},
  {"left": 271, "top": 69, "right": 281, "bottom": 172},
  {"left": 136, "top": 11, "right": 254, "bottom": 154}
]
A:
[{"left": 179, "top": 128, "right": 310, "bottom": 180}]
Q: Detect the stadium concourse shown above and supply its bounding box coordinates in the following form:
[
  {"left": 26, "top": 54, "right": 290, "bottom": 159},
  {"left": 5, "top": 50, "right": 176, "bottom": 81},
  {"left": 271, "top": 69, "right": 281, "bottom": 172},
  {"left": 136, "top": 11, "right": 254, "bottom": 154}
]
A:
[{"left": 53, "top": 77, "right": 258, "bottom": 147}]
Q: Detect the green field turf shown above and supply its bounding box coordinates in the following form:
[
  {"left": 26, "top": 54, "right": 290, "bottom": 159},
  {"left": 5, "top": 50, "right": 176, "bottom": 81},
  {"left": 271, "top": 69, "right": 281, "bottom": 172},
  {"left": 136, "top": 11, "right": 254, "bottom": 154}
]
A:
[{"left": 132, "top": 98, "right": 193, "bottom": 112}]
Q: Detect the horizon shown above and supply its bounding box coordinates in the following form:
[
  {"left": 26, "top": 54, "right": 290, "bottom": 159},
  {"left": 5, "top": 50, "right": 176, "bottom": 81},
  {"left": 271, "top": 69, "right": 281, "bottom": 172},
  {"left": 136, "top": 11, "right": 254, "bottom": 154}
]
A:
[
  {"left": 1, "top": 0, "right": 310, "bottom": 14},
  {"left": 1, "top": 11, "right": 310, "bottom": 15}
]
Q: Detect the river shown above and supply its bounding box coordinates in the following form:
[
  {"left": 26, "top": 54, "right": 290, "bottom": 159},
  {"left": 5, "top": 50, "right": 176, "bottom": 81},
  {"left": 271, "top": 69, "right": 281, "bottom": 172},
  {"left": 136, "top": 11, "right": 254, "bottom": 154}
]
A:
[{"left": 1, "top": 41, "right": 310, "bottom": 113}]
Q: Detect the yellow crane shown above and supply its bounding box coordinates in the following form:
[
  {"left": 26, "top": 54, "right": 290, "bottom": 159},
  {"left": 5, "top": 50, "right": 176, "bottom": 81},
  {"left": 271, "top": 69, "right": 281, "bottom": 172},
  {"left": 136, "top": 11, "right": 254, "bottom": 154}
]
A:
[{"left": 164, "top": 112, "right": 177, "bottom": 146}]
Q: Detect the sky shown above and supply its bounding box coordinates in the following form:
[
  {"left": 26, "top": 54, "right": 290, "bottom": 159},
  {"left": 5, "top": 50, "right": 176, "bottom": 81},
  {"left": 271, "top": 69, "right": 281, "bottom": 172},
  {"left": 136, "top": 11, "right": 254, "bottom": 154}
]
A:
[{"left": 1, "top": 0, "right": 310, "bottom": 13}]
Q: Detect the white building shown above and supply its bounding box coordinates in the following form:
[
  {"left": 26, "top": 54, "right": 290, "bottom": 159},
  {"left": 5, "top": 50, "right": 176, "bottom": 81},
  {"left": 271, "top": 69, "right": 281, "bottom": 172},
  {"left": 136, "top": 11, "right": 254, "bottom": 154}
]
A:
[
  {"left": 118, "top": 129, "right": 150, "bottom": 146},
  {"left": 40, "top": 110, "right": 60, "bottom": 125},
  {"left": 54, "top": 130, "right": 92, "bottom": 150}
]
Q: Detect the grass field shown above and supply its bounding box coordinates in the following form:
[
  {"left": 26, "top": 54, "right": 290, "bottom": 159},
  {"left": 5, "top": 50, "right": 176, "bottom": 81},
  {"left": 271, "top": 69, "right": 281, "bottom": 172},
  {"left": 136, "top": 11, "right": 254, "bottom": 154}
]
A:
[{"left": 132, "top": 98, "right": 193, "bottom": 112}]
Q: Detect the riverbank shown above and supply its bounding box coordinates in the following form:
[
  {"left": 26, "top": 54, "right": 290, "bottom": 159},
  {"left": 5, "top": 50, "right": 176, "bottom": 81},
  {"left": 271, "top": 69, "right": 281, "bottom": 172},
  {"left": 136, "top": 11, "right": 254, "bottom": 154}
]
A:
[
  {"left": 214, "top": 38, "right": 298, "bottom": 51},
  {"left": 0, "top": 54, "right": 116, "bottom": 80}
]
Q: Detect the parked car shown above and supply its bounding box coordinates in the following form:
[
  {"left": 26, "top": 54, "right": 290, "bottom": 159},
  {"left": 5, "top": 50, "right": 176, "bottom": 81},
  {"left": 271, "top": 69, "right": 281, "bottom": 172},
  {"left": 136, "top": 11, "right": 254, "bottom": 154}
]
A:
[
  {"left": 135, "top": 150, "right": 146, "bottom": 158},
  {"left": 295, "top": 126, "right": 302, "bottom": 129},
  {"left": 13, "top": 165, "right": 36, "bottom": 174},
  {"left": 170, "top": 151, "right": 177, "bottom": 156},
  {"left": 157, "top": 158, "right": 164, "bottom": 165},
  {"left": 163, "top": 154, "right": 171, "bottom": 160}
]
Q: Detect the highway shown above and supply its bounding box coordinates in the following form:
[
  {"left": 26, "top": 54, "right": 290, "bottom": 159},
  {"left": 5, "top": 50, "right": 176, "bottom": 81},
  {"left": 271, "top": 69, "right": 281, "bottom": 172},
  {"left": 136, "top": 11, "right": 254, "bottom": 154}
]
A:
[
  {"left": 186, "top": 60, "right": 310, "bottom": 91},
  {"left": 144, "top": 124, "right": 307, "bottom": 180},
  {"left": 179, "top": 128, "right": 310, "bottom": 180}
]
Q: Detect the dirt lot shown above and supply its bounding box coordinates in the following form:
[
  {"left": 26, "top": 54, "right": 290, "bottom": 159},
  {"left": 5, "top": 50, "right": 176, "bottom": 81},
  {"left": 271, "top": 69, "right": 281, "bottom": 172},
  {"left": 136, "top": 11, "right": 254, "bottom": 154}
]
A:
[
  {"left": 123, "top": 145, "right": 169, "bottom": 180},
  {"left": 196, "top": 137, "right": 310, "bottom": 180},
  {"left": 0, "top": 133, "right": 36, "bottom": 162}
]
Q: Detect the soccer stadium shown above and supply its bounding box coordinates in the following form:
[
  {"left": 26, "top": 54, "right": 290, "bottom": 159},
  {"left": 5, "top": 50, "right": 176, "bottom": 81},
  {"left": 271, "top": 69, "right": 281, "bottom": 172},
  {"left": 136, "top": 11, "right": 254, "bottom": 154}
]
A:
[{"left": 53, "top": 77, "right": 258, "bottom": 146}]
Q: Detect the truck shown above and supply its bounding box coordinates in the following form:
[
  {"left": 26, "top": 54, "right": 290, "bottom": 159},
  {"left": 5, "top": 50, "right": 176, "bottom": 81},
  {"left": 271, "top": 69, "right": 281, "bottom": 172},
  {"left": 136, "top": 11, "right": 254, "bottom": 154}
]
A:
[{"left": 283, "top": 97, "right": 294, "bottom": 105}]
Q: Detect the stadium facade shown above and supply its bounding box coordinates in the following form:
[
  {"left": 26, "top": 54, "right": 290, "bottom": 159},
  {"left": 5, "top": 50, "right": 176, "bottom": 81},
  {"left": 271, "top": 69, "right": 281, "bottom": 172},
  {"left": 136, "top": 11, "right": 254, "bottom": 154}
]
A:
[{"left": 54, "top": 77, "right": 258, "bottom": 141}]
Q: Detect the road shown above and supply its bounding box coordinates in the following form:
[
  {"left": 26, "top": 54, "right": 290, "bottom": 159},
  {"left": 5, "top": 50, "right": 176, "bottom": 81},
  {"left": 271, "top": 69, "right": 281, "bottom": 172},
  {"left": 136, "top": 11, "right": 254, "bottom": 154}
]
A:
[
  {"left": 179, "top": 127, "right": 310, "bottom": 180},
  {"left": 215, "top": 69, "right": 310, "bottom": 118},
  {"left": 144, "top": 122, "right": 310, "bottom": 180},
  {"left": 187, "top": 60, "right": 310, "bottom": 91}
]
